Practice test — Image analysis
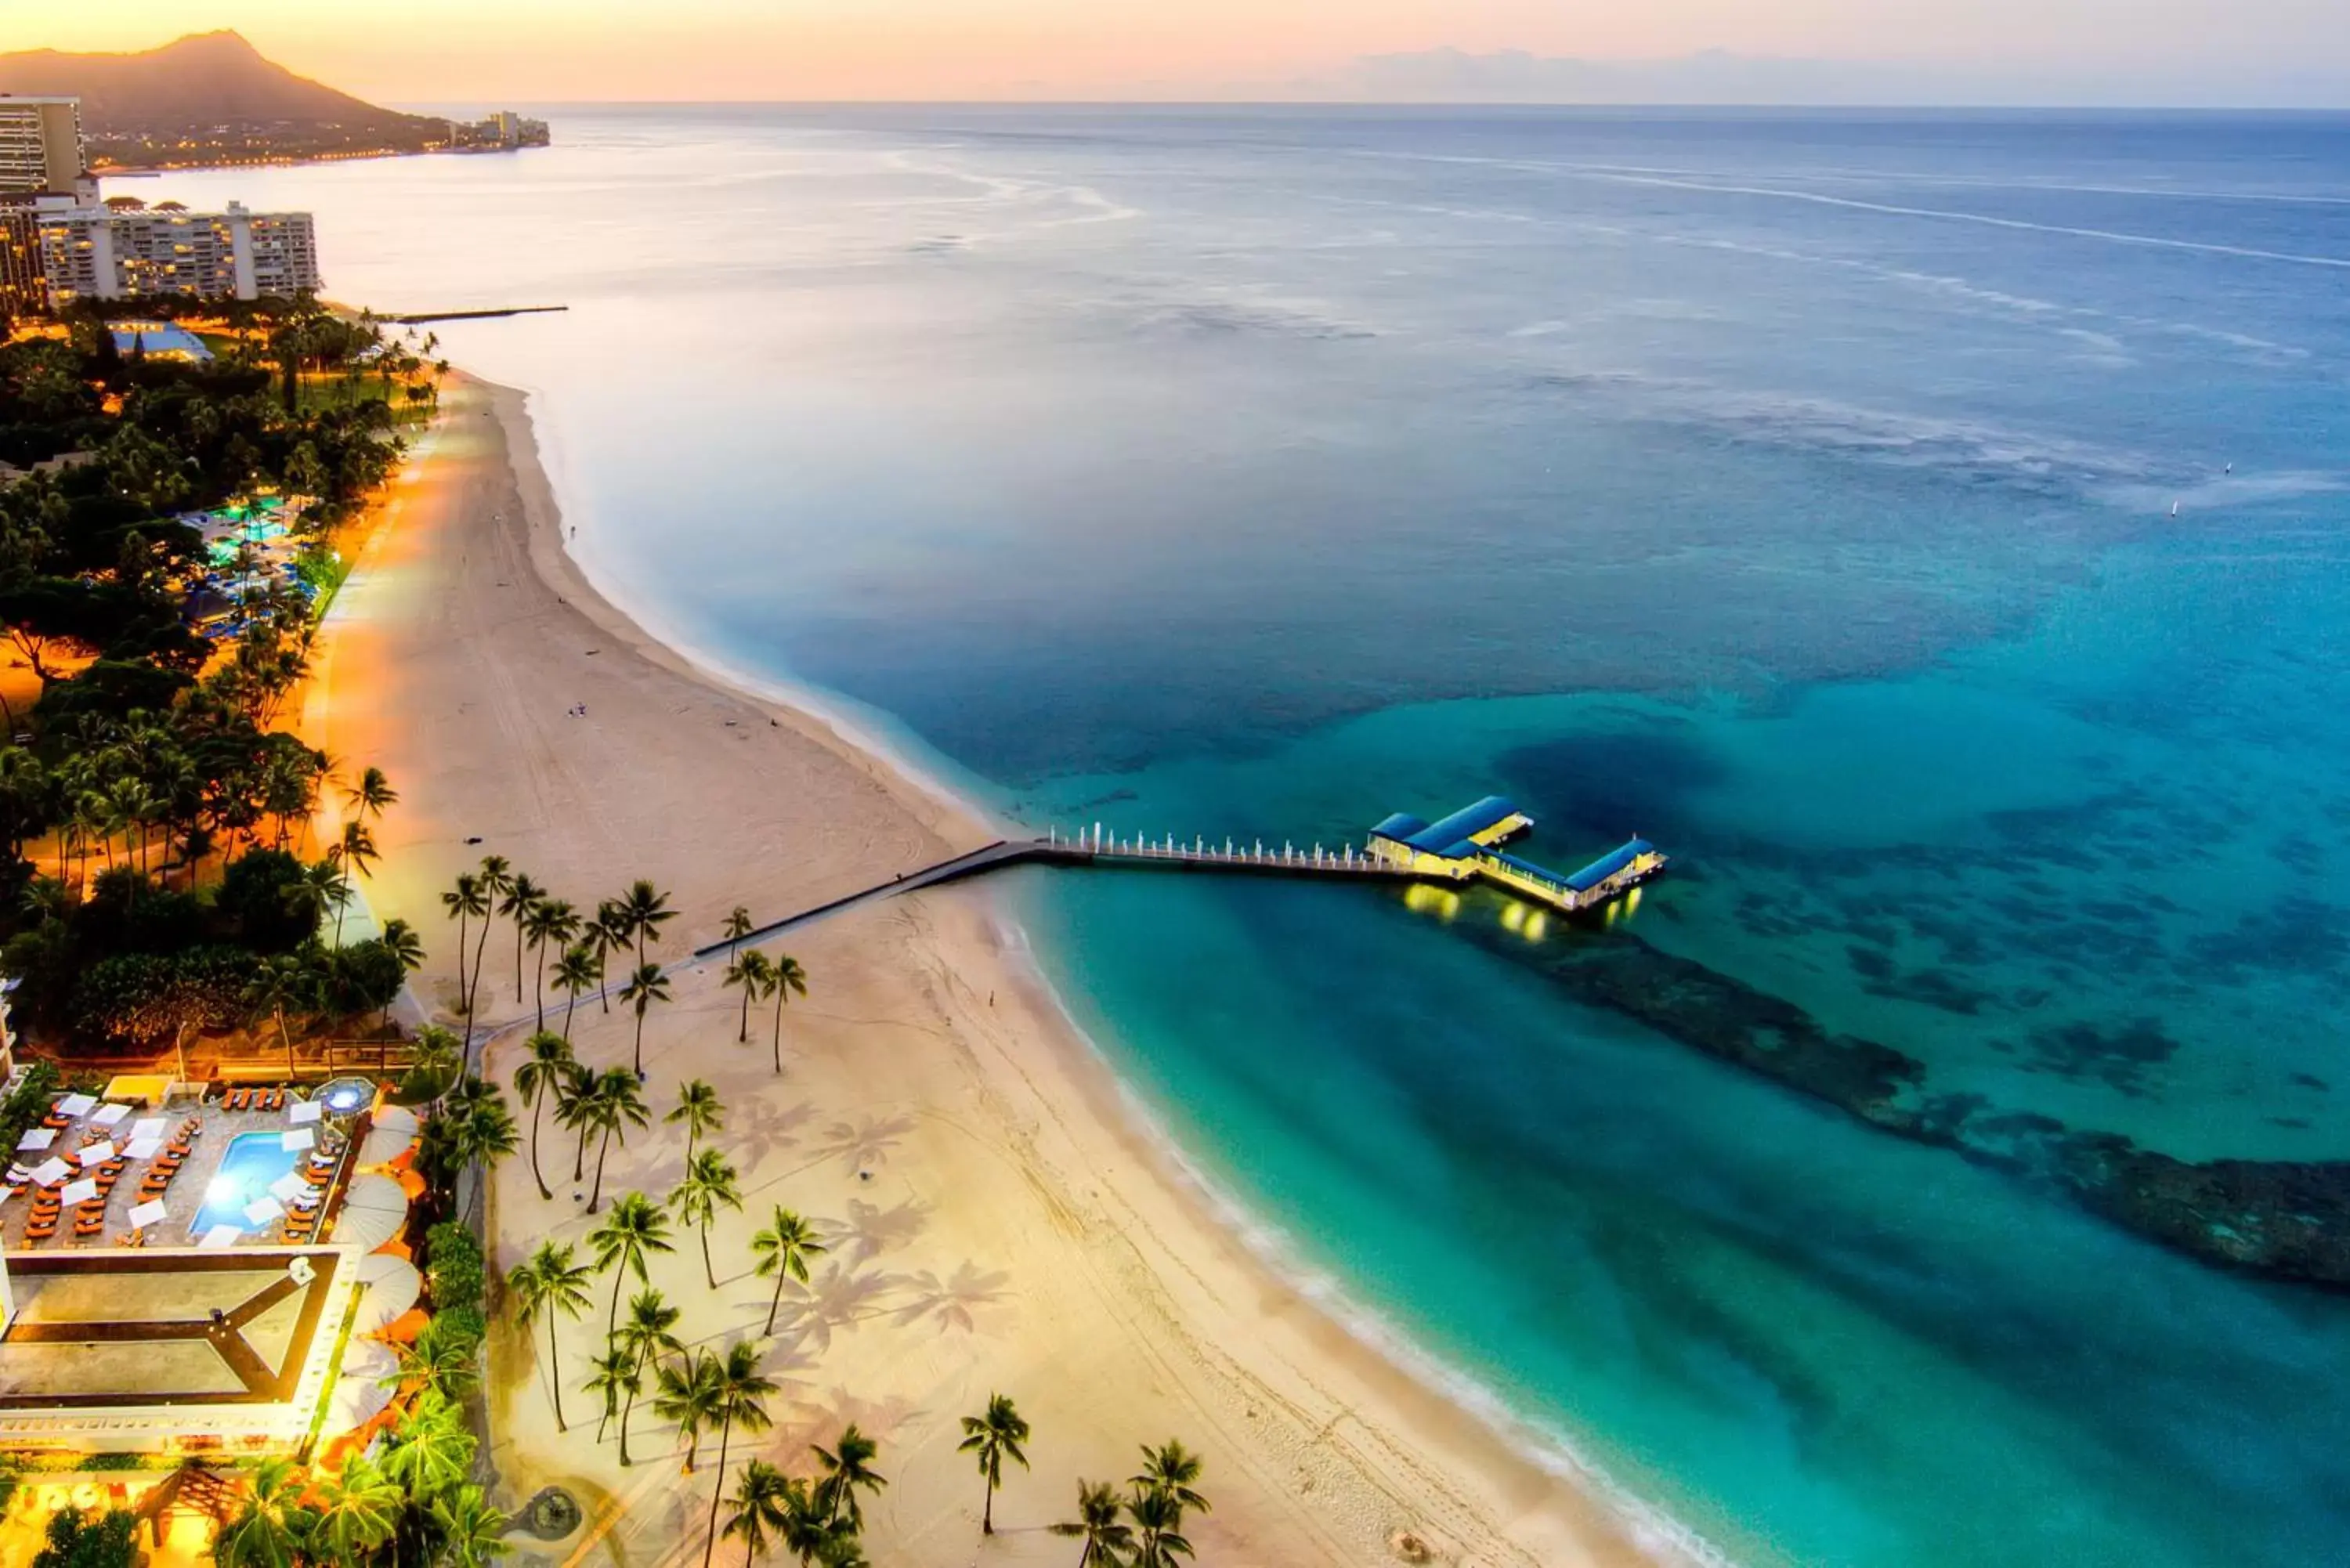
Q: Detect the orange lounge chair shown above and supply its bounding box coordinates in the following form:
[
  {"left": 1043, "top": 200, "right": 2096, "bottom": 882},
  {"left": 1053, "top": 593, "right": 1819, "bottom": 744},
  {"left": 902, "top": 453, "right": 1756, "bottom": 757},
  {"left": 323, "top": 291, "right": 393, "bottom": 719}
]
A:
[
  {"left": 74, "top": 1215, "right": 103, "bottom": 1236},
  {"left": 40, "top": 1113, "right": 69, "bottom": 1130}
]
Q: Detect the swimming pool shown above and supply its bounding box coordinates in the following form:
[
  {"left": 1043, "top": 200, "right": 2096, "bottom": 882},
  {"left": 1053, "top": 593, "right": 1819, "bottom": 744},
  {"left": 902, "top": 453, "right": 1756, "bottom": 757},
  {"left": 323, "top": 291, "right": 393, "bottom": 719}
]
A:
[{"left": 190, "top": 1131, "right": 302, "bottom": 1237}]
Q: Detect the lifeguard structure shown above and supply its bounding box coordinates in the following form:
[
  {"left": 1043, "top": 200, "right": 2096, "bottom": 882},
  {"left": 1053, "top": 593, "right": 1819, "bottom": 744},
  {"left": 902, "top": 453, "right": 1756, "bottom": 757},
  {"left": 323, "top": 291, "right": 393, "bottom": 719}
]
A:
[{"left": 1365, "top": 797, "right": 1665, "bottom": 915}]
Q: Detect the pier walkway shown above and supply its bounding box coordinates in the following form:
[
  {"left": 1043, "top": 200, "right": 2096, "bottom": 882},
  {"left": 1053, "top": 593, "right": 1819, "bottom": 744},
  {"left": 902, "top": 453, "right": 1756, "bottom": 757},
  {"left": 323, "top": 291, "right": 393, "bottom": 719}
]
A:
[{"left": 693, "top": 829, "right": 1413, "bottom": 958}]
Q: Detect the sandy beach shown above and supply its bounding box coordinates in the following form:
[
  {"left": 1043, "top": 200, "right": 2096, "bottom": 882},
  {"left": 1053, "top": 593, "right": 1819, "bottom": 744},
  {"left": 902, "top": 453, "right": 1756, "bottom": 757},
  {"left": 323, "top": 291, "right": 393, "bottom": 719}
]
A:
[{"left": 300, "top": 373, "right": 1679, "bottom": 1568}]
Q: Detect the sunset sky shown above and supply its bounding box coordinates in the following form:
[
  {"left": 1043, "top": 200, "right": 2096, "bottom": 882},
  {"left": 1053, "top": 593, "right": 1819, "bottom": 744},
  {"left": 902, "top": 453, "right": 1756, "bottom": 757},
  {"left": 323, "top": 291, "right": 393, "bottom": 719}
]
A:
[{"left": 14, "top": 1, "right": 2349, "bottom": 103}]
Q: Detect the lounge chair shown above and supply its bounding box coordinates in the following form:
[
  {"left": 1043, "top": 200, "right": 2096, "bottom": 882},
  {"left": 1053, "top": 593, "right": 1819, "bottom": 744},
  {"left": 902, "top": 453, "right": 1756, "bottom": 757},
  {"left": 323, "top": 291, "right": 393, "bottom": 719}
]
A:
[
  {"left": 24, "top": 1223, "right": 55, "bottom": 1241},
  {"left": 40, "top": 1113, "right": 68, "bottom": 1131},
  {"left": 74, "top": 1215, "right": 103, "bottom": 1237}
]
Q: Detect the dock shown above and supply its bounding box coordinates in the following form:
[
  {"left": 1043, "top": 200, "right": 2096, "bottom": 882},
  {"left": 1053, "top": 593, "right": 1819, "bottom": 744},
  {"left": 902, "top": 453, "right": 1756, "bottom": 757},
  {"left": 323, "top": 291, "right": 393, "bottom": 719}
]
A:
[{"left": 696, "top": 797, "right": 1665, "bottom": 958}]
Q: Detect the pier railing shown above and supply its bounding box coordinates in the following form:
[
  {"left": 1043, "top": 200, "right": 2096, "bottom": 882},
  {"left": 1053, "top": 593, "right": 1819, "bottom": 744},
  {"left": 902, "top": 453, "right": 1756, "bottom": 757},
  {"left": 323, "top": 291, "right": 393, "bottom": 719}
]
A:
[{"left": 1049, "top": 825, "right": 1401, "bottom": 876}]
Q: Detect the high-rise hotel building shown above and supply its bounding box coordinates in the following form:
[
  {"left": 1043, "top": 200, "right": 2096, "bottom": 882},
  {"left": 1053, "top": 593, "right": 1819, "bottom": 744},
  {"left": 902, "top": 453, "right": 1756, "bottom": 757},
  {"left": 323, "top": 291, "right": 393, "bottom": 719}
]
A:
[
  {"left": 0, "top": 97, "right": 86, "bottom": 197},
  {"left": 36, "top": 200, "right": 324, "bottom": 305}
]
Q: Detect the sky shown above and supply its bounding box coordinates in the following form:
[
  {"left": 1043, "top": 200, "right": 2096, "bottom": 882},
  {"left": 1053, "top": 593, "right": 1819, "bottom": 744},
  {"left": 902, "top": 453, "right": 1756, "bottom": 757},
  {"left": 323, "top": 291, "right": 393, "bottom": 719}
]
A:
[{"left": 8, "top": 0, "right": 2350, "bottom": 104}]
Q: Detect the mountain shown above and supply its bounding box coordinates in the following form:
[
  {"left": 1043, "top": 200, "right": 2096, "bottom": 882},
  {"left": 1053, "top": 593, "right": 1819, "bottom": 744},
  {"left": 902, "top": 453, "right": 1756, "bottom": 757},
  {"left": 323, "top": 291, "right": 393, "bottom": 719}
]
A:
[{"left": 0, "top": 31, "right": 445, "bottom": 163}]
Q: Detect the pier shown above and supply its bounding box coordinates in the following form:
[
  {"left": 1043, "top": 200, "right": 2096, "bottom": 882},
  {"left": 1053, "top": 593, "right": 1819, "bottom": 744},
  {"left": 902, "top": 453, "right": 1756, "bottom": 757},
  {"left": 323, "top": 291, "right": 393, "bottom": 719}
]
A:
[{"left": 696, "top": 797, "right": 1665, "bottom": 958}]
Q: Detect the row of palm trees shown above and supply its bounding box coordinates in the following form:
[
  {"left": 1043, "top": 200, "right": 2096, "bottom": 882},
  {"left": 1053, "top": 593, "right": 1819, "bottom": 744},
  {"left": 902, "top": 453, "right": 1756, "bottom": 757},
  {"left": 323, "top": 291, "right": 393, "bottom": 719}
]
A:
[{"left": 212, "top": 1391, "right": 506, "bottom": 1566}]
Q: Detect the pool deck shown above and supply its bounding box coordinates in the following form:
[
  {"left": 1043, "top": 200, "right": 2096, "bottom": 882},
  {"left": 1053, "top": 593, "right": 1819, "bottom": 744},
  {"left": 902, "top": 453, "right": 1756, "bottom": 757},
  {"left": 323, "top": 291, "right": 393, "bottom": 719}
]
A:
[{"left": 4, "top": 1093, "right": 352, "bottom": 1253}]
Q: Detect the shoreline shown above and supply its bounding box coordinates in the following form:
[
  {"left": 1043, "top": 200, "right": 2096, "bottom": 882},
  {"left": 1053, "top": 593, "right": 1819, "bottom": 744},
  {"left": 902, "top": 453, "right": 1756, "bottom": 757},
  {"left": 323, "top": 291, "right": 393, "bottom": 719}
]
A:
[{"left": 317, "top": 370, "right": 1700, "bottom": 1567}]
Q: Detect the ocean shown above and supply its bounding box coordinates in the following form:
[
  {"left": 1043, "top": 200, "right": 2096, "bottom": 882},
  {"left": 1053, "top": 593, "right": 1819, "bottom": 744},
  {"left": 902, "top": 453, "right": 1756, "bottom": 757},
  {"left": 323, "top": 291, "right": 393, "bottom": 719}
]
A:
[{"left": 164, "top": 106, "right": 2350, "bottom": 1565}]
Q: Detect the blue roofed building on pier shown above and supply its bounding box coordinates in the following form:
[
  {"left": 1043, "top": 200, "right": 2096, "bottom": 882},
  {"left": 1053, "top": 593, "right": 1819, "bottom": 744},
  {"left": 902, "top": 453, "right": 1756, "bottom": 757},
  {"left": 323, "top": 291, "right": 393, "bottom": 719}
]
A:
[{"left": 1366, "top": 797, "right": 1665, "bottom": 913}]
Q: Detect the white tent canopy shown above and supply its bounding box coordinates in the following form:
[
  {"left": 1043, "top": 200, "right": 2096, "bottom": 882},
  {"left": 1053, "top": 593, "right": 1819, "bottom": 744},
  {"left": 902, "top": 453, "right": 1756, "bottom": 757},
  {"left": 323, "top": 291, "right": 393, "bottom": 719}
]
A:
[
  {"left": 321, "top": 1342, "right": 397, "bottom": 1435},
  {"left": 331, "top": 1201, "right": 403, "bottom": 1252}
]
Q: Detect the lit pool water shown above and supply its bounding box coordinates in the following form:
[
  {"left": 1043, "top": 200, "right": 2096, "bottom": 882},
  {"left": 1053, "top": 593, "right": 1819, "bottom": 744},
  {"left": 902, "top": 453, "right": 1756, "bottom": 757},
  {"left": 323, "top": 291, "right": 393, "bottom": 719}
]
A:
[{"left": 190, "top": 1131, "right": 302, "bottom": 1237}]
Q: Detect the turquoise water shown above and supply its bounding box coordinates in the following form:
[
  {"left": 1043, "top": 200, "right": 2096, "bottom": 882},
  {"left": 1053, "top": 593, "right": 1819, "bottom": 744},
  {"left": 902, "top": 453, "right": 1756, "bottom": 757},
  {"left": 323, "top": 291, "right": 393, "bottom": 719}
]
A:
[
  {"left": 168, "top": 108, "right": 2350, "bottom": 1564},
  {"left": 191, "top": 1131, "right": 301, "bottom": 1236}
]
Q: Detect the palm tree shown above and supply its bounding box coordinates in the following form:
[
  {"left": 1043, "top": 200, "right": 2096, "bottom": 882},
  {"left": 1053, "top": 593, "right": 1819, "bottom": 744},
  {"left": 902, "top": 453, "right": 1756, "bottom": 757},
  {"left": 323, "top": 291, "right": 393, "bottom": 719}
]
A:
[
  {"left": 376, "top": 916, "right": 426, "bottom": 1050},
  {"left": 960, "top": 1393, "right": 1032, "bottom": 1535},
  {"left": 515, "top": 1031, "right": 577, "bottom": 1199},
  {"left": 501, "top": 872, "right": 544, "bottom": 1004},
  {"left": 725, "top": 949, "right": 770, "bottom": 1043},
  {"left": 551, "top": 942, "right": 602, "bottom": 1041},
  {"left": 700, "top": 1340, "right": 779, "bottom": 1568},
  {"left": 243, "top": 950, "right": 309, "bottom": 1078},
  {"left": 509, "top": 1240, "right": 593, "bottom": 1430},
  {"left": 523, "top": 898, "right": 582, "bottom": 1031},
  {"left": 388, "top": 1313, "right": 485, "bottom": 1400},
  {"left": 331, "top": 820, "right": 378, "bottom": 943},
  {"left": 470, "top": 854, "right": 513, "bottom": 1021},
  {"left": 1126, "top": 1484, "right": 1195, "bottom": 1566},
  {"left": 444, "top": 1078, "right": 520, "bottom": 1222},
  {"left": 310, "top": 1451, "right": 402, "bottom": 1561},
  {"left": 1130, "top": 1440, "right": 1209, "bottom": 1519},
  {"left": 588, "top": 1189, "right": 674, "bottom": 1335},
  {"left": 586, "top": 1344, "right": 643, "bottom": 1458},
  {"left": 619, "top": 962, "right": 671, "bottom": 1076},
  {"left": 1051, "top": 1479, "right": 1134, "bottom": 1567},
  {"left": 284, "top": 858, "right": 351, "bottom": 945},
  {"left": 343, "top": 764, "right": 398, "bottom": 823},
  {"left": 774, "top": 1476, "right": 842, "bottom": 1567},
  {"left": 667, "top": 1078, "right": 725, "bottom": 1163},
  {"left": 380, "top": 1386, "right": 475, "bottom": 1501},
  {"left": 583, "top": 1068, "right": 651, "bottom": 1212},
  {"left": 765, "top": 953, "right": 808, "bottom": 1075},
  {"left": 429, "top": 1484, "right": 512, "bottom": 1567},
  {"left": 410, "top": 1024, "right": 464, "bottom": 1112},
  {"left": 671, "top": 1147, "right": 743, "bottom": 1291},
  {"left": 212, "top": 1457, "right": 313, "bottom": 1567},
  {"left": 722, "top": 1459, "right": 790, "bottom": 1567},
  {"left": 750, "top": 1206, "right": 829, "bottom": 1335},
  {"left": 620, "top": 878, "right": 676, "bottom": 968},
  {"left": 723, "top": 904, "right": 755, "bottom": 958},
  {"left": 555, "top": 1060, "right": 598, "bottom": 1183},
  {"left": 618, "top": 1286, "right": 685, "bottom": 1465},
  {"left": 813, "top": 1425, "right": 887, "bottom": 1532},
  {"left": 440, "top": 871, "right": 488, "bottom": 1042},
  {"left": 654, "top": 1347, "right": 724, "bottom": 1473},
  {"left": 589, "top": 901, "right": 629, "bottom": 1014}
]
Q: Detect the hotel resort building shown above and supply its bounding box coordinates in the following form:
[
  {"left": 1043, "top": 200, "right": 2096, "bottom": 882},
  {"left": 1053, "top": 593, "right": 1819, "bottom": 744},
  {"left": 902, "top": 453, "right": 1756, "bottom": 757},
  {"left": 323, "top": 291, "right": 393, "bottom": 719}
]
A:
[{"left": 34, "top": 199, "right": 322, "bottom": 305}]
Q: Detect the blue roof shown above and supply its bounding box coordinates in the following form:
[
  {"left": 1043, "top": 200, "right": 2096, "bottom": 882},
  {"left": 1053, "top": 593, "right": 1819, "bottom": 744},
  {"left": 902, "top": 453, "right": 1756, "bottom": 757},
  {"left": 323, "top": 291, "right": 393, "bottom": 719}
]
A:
[
  {"left": 1370, "top": 813, "right": 1427, "bottom": 842},
  {"left": 1564, "top": 838, "right": 1654, "bottom": 892},
  {"left": 1403, "top": 797, "right": 1524, "bottom": 856}
]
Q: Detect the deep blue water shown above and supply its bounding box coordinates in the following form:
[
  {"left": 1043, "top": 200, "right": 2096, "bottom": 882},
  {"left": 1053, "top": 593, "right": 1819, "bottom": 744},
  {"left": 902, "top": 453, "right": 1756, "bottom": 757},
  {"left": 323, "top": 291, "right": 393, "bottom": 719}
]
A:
[{"left": 171, "top": 107, "right": 2350, "bottom": 1565}]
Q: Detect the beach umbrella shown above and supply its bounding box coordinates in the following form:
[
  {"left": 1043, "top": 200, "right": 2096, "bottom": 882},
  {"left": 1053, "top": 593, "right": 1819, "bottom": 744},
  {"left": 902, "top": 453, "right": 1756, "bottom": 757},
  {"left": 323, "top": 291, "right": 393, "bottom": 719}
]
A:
[
  {"left": 351, "top": 1255, "right": 422, "bottom": 1335},
  {"left": 243, "top": 1196, "right": 284, "bottom": 1227},
  {"left": 331, "top": 1178, "right": 407, "bottom": 1252},
  {"left": 27, "top": 1158, "right": 70, "bottom": 1187},
  {"left": 128, "top": 1199, "right": 169, "bottom": 1230},
  {"left": 287, "top": 1100, "right": 324, "bottom": 1125},
  {"left": 59, "top": 1177, "right": 98, "bottom": 1206},
  {"left": 370, "top": 1106, "right": 420, "bottom": 1138},
  {"left": 280, "top": 1128, "right": 316, "bottom": 1152},
  {"left": 13, "top": 1129, "right": 53, "bottom": 1153},
  {"left": 197, "top": 1223, "right": 241, "bottom": 1250},
  {"left": 356, "top": 1125, "right": 417, "bottom": 1169},
  {"left": 74, "top": 1140, "right": 115, "bottom": 1167},
  {"left": 321, "top": 1342, "right": 396, "bottom": 1435},
  {"left": 90, "top": 1104, "right": 129, "bottom": 1129},
  {"left": 56, "top": 1093, "right": 96, "bottom": 1118}
]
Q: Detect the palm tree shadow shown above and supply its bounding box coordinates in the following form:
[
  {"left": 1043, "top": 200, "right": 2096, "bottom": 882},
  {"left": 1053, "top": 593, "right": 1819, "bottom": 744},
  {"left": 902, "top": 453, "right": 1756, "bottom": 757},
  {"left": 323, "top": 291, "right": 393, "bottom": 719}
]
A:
[
  {"left": 765, "top": 1386, "right": 927, "bottom": 1461},
  {"left": 809, "top": 1114, "right": 916, "bottom": 1176},
  {"left": 728, "top": 1096, "right": 817, "bottom": 1166},
  {"left": 893, "top": 1261, "right": 1012, "bottom": 1337},
  {"left": 836, "top": 1196, "right": 931, "bottom": 1264},
  {"left": 762, "top": 1262, "right": 910, "bottom": 1356}
]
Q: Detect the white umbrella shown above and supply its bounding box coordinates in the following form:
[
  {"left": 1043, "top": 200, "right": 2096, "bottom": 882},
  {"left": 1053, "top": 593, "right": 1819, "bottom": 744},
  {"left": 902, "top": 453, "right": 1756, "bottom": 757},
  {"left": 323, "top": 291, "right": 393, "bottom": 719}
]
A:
[
  {"left": 269, "top": 1172, "right": 308, "bottom": 1203},
  {"left": 320, "top": 1341, "right": 397, "bottom": 1435},
  {"left": 125, "top": 1138, "right": 161, "bottom": 1161},
  {"left": 330, "top": 1202, "right": 403, "bottom": 1252},
  {"left": 197, "top": 1223, "right": 241, "bottom": 1249},
  {"left": 287, "top": 1101, "right": 324, "bottom": 1125},
  {"left": 351, "top": 1255, "right": 421, "bottom": 1335},
  {"left": 74, "top": 1141, "right": 116, "bottom": 1167},
  {"left": 128, "top": 1199, "right": 169, "bottom": 1229},
  {"left": 128, "top": 1118, "right": 168, "bottom": 1143},
  {"left": 59, "top": 1177, "right": 98, "bottom": 1205},
  {"left": 14, "top": 1129, "right": 53, "bottom": 1152},
  {"left": 27, "top": 1158, "right": 70, "bottom": 1187},
  {"left": 90, "top": 1104, "right": 129, "bottom": 1128},
  {"left": 280, "top": 1129, "right": 316, "bottom": 1152},
  {"left": 56, "top": 1093, "right": 96, "bottom": 1118},
  {"left": 370, "top": 1106, "right": 419, "bottom": 1137},
  {"left": 343, "top": 1173, "right": 408, "bottom": 1216},
  {"left": 244, "top": 1196, "right": 284, "bottom": 1227},
  {"left": 356, "top": 1125, "right": 416, "bottom": 1168}
]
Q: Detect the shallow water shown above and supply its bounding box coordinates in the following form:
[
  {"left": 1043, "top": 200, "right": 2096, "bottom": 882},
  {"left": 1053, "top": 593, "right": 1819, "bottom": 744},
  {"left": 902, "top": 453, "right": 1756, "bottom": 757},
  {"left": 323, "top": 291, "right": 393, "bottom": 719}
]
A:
[{"left": 168, "top": 106, "right": 2350, "bottom": 1565}]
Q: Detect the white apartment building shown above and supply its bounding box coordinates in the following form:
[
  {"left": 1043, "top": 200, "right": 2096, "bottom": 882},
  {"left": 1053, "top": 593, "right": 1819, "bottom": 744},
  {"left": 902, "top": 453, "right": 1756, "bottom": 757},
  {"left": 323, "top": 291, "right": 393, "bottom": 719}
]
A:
[
  {"left": 34, "top": 200, "right": 322, "bottom": 305},
  {"left": 0, "top": 97, "right": 85, "bottom": 197}
]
